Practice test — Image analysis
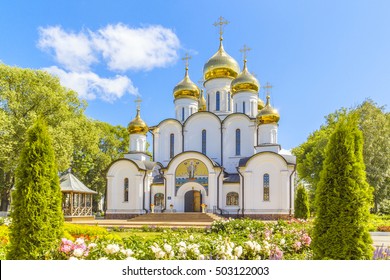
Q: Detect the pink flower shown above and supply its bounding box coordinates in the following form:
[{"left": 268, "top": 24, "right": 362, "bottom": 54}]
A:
[
  {"left": 293, "top": 241, "right": 302, "bottom": 251},
  {"left": 301, "top": 234, "right": 311, "bottom": 246}
]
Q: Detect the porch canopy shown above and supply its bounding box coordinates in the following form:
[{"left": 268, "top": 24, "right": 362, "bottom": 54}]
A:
[{"left": 60, "top": 172, "right": 97, "bottom": 217}]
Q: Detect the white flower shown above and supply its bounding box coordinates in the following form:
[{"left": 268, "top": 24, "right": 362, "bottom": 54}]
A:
[
  {"left": 121, "top": 249, "right": 134, "bottom": 257},
  {"left": 177, "top": 241, "right": 186, "bottom": 248},
  {"left": 169, "top": 251, "right": 175, "bottom": 258},
  {"left": 73, "top": 248, "right": 84, "bottom": 258},
  {"left": 163, "top": 244, "right": 172, "bottom": 253},
  {"left": 155, "top": 250, "right": 166, "bottom": 259},
  {"left": 105, "top": 244, "right": 120, "bottom": 254},
  {"left": 280, "top": 239, "right": 286, "bottom": 245},
  {"left": 88, "top": 243, "right": 97, "bottom": 249},
  {"left": 234, "top": 246, "right": 243, "bottom": 257},
  {"left": 74, "top": 238, "right": 85, "bottom": 245},
  {"left": 189, "top": 235, "right": 194, "bottom": 241},
  {"left": 198, "top": 254, "right": 205, "bottom": 260}
]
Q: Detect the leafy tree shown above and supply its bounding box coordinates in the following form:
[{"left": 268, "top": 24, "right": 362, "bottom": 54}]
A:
[
  {"left": 294, "top": 184, "right": 310, "bottom": 220},
  {"left": 0, "top": 64, "right": 90, "bottom": 211},
  {"left": 312, "top": 116, "right": 373, "bottom": 260},
  {"left": 293, "top": 100, "right": 389, "bottom": 213},
  {"left": 7, "top": 118, "right": 63, "bottom": 259}
]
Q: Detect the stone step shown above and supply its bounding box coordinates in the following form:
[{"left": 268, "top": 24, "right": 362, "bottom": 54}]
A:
[{"left": 128, "top": 213, "right": 218, "bottom": 223}]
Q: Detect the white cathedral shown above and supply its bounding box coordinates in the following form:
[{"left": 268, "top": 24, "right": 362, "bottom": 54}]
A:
[{"left": 105, "top": 21, "right": 296, "bottom": 219}]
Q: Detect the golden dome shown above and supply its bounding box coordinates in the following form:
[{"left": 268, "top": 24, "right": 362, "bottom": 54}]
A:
[
  {"left": 128, "top": 109, "right": 148, "bottom": 135},
  {"left": 257, "top": 95, "right": 280, "bottom": 125},
  {"left": 198, "top": 90, "right": 207, "bottom": 111},
  {"left": 173, "top": 67, "right": 200, "bottom": 100},
  {"left": 231, "top": 59, "right": 260, "bottom": 95},
  {"left": 258, "top": 97, "right": 265, "bottom": 111},
  {"left": 203, "top": 39, "right": 240, "bottom": 82}
]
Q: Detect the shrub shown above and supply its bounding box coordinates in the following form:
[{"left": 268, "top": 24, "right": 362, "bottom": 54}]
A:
[
  {"left": 7, "top": 118, "right": 64, "bottom": 259},
  {"left": 294, "top": 185, "right": 310, "bottom": 220}
]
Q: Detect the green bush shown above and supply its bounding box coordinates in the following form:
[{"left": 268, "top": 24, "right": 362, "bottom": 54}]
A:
[
  {"left": 294, "top": 185, "right": 310, "bottom": 220},
  {"left": 379, "top": 199, "right": 390, "bottom": 215},
  {"left": 7, "top": 118, "right": 64, "bottom": 259}
]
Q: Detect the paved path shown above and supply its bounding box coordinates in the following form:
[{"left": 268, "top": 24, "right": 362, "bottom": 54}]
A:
[{"left": 371, "top": 232, "right": 390, "bottom": 248}]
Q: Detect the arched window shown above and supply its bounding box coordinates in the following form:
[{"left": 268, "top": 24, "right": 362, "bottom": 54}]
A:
[
  {"left": 243, "top": 101, "right": 246, "bottom": 114},
  {"left": 207, "top": 94, "right": 210, "bottom": 110},
  {"left": 235, "top": 103, "right": 238, "bottom": 113},
  {"left": 170, "top": 133, "right": 174, "bottom": 159},
  {"left": 226, "top": 192, "right": 239, "bottom": 206},
  {"left": 154, "top": 193, "right": 164, "bottom": 207},
  {"left": 181, "top": 107, "right": 185, "bottom": 121},
  {"left": 216, "top": 91, "right": 220, "bottom": 111},
  {"left": 235, "top": 129, "right": 241, "bottom": 156},
  {"left": 250, "top": 101, "right": 253, "bottom": 116},
  {"left": 228, "top": 92, "right": 231, "bottom": 111},
  {"left": 263, "top": 174, "right": 270, "bottom": 201},
  {"left": 202, "top": 129, "right": 206, "bottom": 154},
  {"left": 124, "top": 178, "right": 129, "bottom": 202}
]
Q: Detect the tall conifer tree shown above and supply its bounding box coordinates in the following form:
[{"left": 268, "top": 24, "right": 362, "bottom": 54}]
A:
[
  {"left": 294, "top": 185, "right": 310, "bottom": 220},
  {"left": 7, "top": 118, "right": 63, "bottom": 259},
  {"left": 312, "top": 116, "right": 373, "bottom": 259}
]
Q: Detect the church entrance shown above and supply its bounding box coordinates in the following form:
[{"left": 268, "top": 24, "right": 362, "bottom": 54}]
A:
[{"left": 184, "top": 190, "right": 202, "bottom": 212}]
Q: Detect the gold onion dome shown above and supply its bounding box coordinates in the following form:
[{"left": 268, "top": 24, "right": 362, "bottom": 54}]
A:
[
  {"left": 128, "top": 108, "right": 148, "bottom": 135},
  {"left": 258, "top": 97, "right": 265, "bottom": 110},
  {"left": 203, "top": 39, "right": 240, "bottom": 82},
  {"left": 173, "top": 67, "right": 200, "bottom": 100},
  {"left": 231, "top": 59, "right": 260, "bottom": 95},
  {"left": 257, "top": 95, "right": 280, "bottom": 125},
  {"left": 198, "top": 90, "right": 207, "bottom": 111}
]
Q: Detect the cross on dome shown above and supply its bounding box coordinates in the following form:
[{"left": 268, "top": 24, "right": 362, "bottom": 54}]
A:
[
  {"left": 213, "top": 16, "right": 229, "bottom": 41},
  {"left": 182, "top": 53, "right": 192, "bottom": 70},
  {"left": 240, "top": 44, "right": 251, "bottom": 61},
  {"left": 134, "top": 96, "right": 142, "bottom": 111},
  {"left": 263, "top": 82, "right": 273, "bottom": 96}
]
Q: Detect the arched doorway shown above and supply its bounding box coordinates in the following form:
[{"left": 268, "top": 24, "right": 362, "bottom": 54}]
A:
[{"left": 184, "top": 190, "right": 202, "bottom": 212}]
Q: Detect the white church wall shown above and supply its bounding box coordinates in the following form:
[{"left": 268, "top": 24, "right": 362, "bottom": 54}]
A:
[
  {"left": 222, "top": 184, "right": 240, "bottom": 212},
  {"left": 183, "top": 113, "right": 222, "bottom": 164},
  {"left": 241, "top": 153, "right": 292, "bottom": 215},
  {"left": 106, "top": 160, "right": 145, "bottom": 216},
  {"left": 222, "top": 115, "right": 256, "bottom": 173},
  {"left": 232, "top": 92, "right": 258, "bottom": 118},
  {"left": 174, "top": 98, "right": 198, "bottom": 122},
  {"left": 155, "top": 120, "right": 182, "bottom": 165}
]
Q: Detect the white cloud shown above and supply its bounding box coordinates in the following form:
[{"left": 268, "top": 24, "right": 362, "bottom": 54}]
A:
[
  {"left": 38, "top": 26, "right": 96, "bottom": 72},
  {"left": 92, "top": 24, "right": 180, "bottom": 71},
  {"left": 37, "top": 23, "right": 181, "bottom": 101},
  {"left": 44, "top": 66, "right": 138, "bottom": 102}
]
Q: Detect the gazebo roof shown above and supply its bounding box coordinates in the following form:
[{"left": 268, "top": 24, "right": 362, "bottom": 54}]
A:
[{"left": 60, "top": 172, "right": 97, "bottom": 194}]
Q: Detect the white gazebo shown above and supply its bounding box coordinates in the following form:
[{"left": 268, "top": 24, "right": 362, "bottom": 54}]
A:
[{"left": 60, "top": 172, "right": 97, "bottom": 221}]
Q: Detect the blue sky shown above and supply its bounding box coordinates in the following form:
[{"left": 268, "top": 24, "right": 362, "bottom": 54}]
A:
[{"left": 1, "top": 0, "right": 389, "bottom": 150}]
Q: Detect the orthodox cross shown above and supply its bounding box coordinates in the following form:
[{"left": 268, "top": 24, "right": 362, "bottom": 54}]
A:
[
  {"left": 134, "top": 96, "right": 142, "bottom": 111},
  {"left": 213, "top": 16, "right": 229, "bottom": 40},
  {"left": 263, "top": 82, "right": 273, "bottom": 96},
  {"left": 239, "top": 44, "right": 251, "bottom": 61},
  {"left": 182, "top": 53, "right": 191, "bottom": 69}
]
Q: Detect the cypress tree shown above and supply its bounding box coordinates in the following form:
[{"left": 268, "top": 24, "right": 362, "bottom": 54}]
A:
[
  {"left": 312, "top": 116, "right": 373, "bottom": 260},
  {"left": 7, "top": 118, "right": 64, "bottom": 259},
  {"left": 294, "top": 185, "right": 310, "bottom": 220}
]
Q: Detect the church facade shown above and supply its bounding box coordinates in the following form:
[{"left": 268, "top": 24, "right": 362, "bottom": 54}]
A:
[{"left": 105, "top": 23, "right": 296, "bottom": 219}]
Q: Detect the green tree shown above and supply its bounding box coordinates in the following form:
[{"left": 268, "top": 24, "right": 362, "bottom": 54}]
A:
[
  {"left": 7, "top": 118, "right": 64, "bottom": 259},
  {"left": 312, "top": 116, "right": 373, "bottom": 260},
  {"left": 294, "top": 184, "right": 310, "bottom": 220},
  {"left": 0, "top": 64, "right": 91, "bottom": 211},
  {"left": 293, "top": 100, "right": 389, "bottom": 213}
]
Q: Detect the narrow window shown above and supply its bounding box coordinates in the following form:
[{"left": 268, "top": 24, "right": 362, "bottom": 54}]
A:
[
  {"left": 228, "top": 92, "right": 231, "bottom": 111},
  {"left": 207, "top": 94, "right": 210, "bottom": 110},
  {"left": 243, "top": 101, "right": 246, "bottom": 114},
  {"left": 181, "top": 107, "right": 185, "bottom": 121},
  {"left": 170, "top": 133, "right": 174, "bottom": 159},
  {"left": 235, "top": 103, "right": 238, "bottom": 113},
  {"left": 263, "top": 174, "right": 270, "bottom": 201},
  {"left": 235, "top": 129, "right": 241, "bottom": 156},
  {"left": 226, "top": 192, "right": 239, "bottom": 206},
  {"left": 202, "top": 129, "right": 206, "bottom": 154},
  {"left": 124, "top": 178, "right": 129, "bottom": 202},
  {"left": 250, "top": 101, "right": 253, "bottom": 116},
  {"left": 216, "top": 91, "right": 220, "bottom": 111}
]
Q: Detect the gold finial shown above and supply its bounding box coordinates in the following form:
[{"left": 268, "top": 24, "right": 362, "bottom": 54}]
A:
[
  {"left": 213, "top": 16, "right": 229, "bottom": 41},
  {"left": 182, "top": 53, "right": 191, "bottom": 70},
  {"left": 239, "top": 44, "right": 251, "bottom": 61},
  {"left": 263, "top": 82, "right": 273, "bottom": 97},
  {"left": 134, "top": 96, "right": 142, "bottom": 111}
]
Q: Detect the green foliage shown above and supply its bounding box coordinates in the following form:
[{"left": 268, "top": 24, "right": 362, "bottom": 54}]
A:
[
  {"left": 378, "top": 199, "right": 390, "bottom": 215},
  {"left": 7, "top": 118, "right": 64, "bottom": 259},
  {"left": 293, "top": 100, "right": 390, "bottom": 213},
  {"left": 312, "top": 116, "right": 373, "bottom": 260},
  {"left": 63, "top": 223, "right": 109, "bottom": 240},
  {"left": 294, "top": 185, "right": 310, "bottom": 220}
]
